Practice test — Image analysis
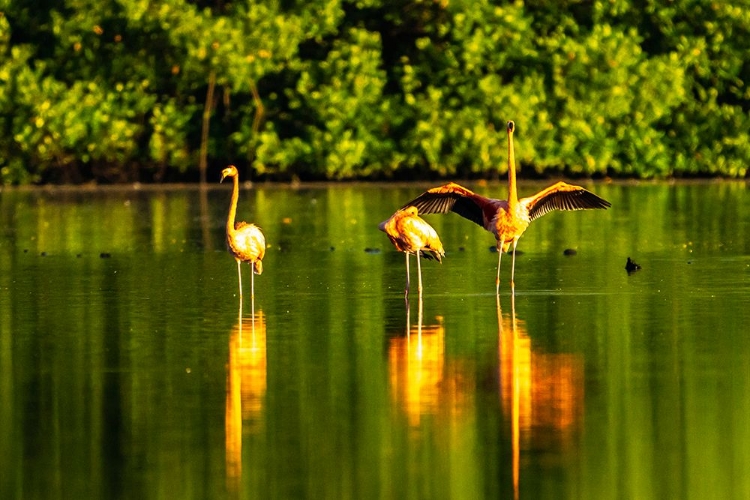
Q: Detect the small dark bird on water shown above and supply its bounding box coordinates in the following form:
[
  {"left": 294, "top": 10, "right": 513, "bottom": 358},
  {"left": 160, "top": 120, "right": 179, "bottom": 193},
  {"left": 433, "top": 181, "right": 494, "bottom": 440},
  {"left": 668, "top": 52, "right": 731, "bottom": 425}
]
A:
[{"left": 625, "top": 257, "right": 642, "bottom": 274}]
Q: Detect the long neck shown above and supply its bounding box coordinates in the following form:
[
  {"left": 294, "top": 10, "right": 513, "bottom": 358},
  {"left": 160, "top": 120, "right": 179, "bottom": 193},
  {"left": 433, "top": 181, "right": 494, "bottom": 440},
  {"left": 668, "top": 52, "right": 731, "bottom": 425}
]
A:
[
  {"left": 507, "top": 126, "right": 518, "bottom": 206},
  {"left": 226, "top": 174, "right": 239, "bottom": 236}
]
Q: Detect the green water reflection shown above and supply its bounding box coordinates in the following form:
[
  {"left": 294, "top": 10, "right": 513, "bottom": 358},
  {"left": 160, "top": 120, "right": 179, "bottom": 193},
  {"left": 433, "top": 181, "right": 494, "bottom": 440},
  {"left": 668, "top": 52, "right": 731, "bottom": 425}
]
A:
[{"left": 1, "top": 182, "right": 749, "bottom": 499}]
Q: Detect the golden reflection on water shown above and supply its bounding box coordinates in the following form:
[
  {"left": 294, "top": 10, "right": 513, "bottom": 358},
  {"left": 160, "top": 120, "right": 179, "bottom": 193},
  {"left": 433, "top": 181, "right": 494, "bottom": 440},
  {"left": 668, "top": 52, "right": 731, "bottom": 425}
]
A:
[
  {"left": 225, "top": 307, "right": 267, "bottom": 495},
  {"left": 388, "top": 298, "right": 475, "bottom": 431},
  {"left": 498, "top": 294, "right": 584, "bottom": 499},
  {"left": 388, "top": 300, "right": 445, "bottom": 427}
]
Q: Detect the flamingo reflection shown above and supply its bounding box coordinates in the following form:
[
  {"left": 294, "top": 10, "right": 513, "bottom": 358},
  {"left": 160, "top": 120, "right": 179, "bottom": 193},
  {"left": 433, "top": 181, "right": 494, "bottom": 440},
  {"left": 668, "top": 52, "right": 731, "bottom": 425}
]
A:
[
  {"left": 498, "top": 295, "right": 584, "bottom": 499},
  {"left": 225, "top": 305, "right": 267, "bottom": 495},
  {"left": 387, "top": 299, "right": 475, "bottom": 428},
  {"left": 388, "top": 299, "right": 445, "bottom": 427}
]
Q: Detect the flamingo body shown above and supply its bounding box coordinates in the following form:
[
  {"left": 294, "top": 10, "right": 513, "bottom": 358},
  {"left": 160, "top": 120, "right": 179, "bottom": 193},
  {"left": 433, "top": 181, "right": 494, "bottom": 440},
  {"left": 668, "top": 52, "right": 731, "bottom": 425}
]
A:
[
  {"left": 379, "top": 206, "right": 445, "bottom": 261},
  {"left": 402, "top": 121, "right": 611, "bottom": 291},
  {"left": 379, "top": 206, "right": 445, "bottom": 299},
  {"left": 228, "top": 222, "right": 265, "bottom": 275},
  {"left": 221, "top": 165, "right": 266, "bottom": 302}
]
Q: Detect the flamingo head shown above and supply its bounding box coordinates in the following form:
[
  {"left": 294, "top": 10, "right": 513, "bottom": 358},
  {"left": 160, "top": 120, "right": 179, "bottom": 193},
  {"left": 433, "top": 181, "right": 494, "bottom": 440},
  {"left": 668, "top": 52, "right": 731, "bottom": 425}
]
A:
[{"left": 220, "top": 165, "right": 239, "bottom": 183}]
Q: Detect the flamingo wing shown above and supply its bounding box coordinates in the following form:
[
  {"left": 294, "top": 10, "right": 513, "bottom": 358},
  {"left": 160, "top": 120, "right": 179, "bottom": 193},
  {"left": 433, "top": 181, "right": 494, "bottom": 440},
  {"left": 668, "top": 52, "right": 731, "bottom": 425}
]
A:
[
  {"left": 401, "top": 182, "right": 492, "bottom": 229},
  {"left": 521, "top": 182, "right": 611, "bottom": 221}
]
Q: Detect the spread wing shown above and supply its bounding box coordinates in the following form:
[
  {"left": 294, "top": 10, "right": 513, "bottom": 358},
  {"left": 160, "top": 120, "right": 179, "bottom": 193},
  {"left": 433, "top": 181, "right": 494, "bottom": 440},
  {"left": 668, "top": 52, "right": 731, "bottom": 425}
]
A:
[
  {"left": 522, "top": 182, "right": 611, "bottom": 221},
  {"left": 400, "top": 182, "right": 497, "bottom": 229}
]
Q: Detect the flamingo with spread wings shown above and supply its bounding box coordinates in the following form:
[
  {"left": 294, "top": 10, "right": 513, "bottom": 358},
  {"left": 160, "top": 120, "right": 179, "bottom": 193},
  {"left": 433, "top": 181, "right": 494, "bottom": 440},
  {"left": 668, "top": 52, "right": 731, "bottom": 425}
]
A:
[{"left": 402, "top": 121, "right": 611, "bottom": 293}]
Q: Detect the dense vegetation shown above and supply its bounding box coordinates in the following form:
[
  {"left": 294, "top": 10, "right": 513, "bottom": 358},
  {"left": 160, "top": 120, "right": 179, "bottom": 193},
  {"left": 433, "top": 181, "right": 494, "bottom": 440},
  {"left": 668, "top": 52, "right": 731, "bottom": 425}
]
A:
[{"left": 1, "top": 0, "right": 748, "bottom": 184}]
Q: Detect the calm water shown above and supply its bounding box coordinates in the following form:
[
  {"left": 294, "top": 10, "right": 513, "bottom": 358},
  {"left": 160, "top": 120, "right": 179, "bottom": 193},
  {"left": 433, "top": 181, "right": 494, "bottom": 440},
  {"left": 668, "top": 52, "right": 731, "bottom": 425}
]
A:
[{"left": 1, "top": 181, "right": 749, "bottom": 499}]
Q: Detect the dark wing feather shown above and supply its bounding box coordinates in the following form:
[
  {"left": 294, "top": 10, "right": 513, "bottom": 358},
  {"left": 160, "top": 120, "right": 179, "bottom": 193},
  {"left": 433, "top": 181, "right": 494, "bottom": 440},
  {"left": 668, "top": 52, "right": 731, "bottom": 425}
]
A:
[
  {"left": 525, "top": 183, "right": 611, "bottom": 221},
  {"left": 420, "top": 251, "right": 437, "bottom": 261},
  {"left": 400, "top": 183, "right": 486, "bottom": 228},
  {"left": 450, "top": 197, "right": 486, "bottom": 227},
  {"left": 402, "top": 191, "right": 457, "bottom": 215}
]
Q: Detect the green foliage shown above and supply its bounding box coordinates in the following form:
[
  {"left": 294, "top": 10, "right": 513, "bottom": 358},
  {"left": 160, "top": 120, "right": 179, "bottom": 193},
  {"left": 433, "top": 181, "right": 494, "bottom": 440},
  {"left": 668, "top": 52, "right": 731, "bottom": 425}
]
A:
[
  {"left": 273, "top": 27, "right": 397, "bottom": 178},
  {"left": 149, "top": 98, "right": 196, "bottom": 173},
  {"left": 541, "top": 24, "right": 686, "bottom": 177},
  {"left": 0, "top": 0, "right": 748, "bottom": 183}
]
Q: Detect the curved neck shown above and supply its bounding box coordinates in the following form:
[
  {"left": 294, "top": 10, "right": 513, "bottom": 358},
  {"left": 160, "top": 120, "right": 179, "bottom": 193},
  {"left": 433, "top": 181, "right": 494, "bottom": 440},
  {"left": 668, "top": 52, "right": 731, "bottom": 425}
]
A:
[
  {"left": 507, "top": 126, "right": 518, "bottom": 205},
  {"left": 226, "top": 174, "right": 239, "bottom": 235}
]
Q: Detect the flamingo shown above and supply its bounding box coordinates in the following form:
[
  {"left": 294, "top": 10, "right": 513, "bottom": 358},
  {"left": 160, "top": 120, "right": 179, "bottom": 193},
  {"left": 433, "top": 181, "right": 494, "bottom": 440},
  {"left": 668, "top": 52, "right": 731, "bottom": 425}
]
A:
[
  {"left": 220, "top": 165, "right": 266, "bottom": 306},
  {"left": 402, "top": 121, "right": 611, "bottom": 293},
  {"left": 379, "top": 206, "right": 445, "bottom": 300}
]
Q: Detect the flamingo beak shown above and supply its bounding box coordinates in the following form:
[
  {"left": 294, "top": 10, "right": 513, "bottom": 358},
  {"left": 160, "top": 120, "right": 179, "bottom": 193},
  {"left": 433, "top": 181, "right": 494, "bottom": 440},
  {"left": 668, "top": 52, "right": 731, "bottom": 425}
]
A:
[{"left": 220, "top": 173, "right": 227, "bottom": 183}]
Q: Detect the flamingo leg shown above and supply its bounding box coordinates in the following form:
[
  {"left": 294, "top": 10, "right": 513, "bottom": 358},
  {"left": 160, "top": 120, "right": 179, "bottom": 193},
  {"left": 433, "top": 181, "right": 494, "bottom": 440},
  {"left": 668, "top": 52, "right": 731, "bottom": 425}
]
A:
[
  {"left": 416, "top": 249, "right": 423, "bottom": 301},
  {"left": 238, "top": 297, "right": 243, "bottom": 342},
  {"left": 404, "top": 253, "right": 411, "bottom": 300},
  {"left": 496, "top": 239, "right": 504, "bottom": 295},
  {"left": 417, "top": 284, "right": 423, "bottom": 347},
  {"left": 251, "top": 263, "right": 255, "bottom": 315},
  {"left": 236, "top": 259, "right": 243, "bottom": 299},
  {"left": 405, "top": 292, "right": 411, "bottom": 338}
]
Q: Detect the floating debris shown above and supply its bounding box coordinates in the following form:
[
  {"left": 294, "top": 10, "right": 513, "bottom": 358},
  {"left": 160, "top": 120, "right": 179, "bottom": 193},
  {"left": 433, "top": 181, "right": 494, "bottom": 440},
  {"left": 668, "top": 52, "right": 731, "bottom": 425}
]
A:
[
  {"left": 40, "top": 251, "right": 47, "bottom": 257},
  {"left": 563, "top": 248, "right": 577, "bottom": 256},
  {"left": 625, "top": 257, "right": 642, "bottom": 274},
  {"left": 100, "top": 252, "right": 111, "bottom": 258},
  {"left": 364, "top": 247, "right": 381, "bottom": 254}
]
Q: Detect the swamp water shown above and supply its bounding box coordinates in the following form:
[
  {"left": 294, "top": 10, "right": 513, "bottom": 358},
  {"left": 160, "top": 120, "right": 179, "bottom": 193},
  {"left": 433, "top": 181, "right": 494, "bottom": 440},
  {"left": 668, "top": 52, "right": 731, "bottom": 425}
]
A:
[{"left": 1, "top": 182, "right": 749, "bottom": 499}]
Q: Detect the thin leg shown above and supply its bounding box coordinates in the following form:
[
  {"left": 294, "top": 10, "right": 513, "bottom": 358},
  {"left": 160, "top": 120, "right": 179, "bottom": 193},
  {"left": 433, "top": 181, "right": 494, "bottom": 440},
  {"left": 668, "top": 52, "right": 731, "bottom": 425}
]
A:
[
  {"left": 237, "top": 259, "right": 243, "bottom": 299},
  {"left": 496, "top": 290, "right": 502, "bottom": 330},
  {"left": 405, "top": 293, "right": 411, "bottom": 338},
  {"left": 238, "top": 297, "right": 243, "bottom": 342},
  {"left": 495, "top": 242, "right": 504, "bottom": 295},
  {"left": 251, "top": 300, "right": 256, "bottom": 342},
  {"left": 251, "top": 265, "right": 256, "bottom": 316},
  {"left": 404, "top": 253, "right": 410, "bottom": 300},
  {"left": 510, "top": 239, "right": 519, "bottom": 291},
  {"left": 416, "top": 250, "right": 423, "bottom": 301},
  {"left": 417, "top": 285, "right": 423, "bottom": 344}
]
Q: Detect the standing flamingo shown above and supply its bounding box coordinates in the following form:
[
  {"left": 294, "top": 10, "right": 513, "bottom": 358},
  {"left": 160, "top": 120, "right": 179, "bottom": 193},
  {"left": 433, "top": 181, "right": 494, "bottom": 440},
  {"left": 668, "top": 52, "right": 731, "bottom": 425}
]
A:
[
  {"left": 379, "top": 206, "right": 445, "bottom": 300},
  {"left": 402, "top": 121, "right": 611, "bottom": 293},
  {"left": 221, "top": 165, "right": 266, "bottom": 307}
]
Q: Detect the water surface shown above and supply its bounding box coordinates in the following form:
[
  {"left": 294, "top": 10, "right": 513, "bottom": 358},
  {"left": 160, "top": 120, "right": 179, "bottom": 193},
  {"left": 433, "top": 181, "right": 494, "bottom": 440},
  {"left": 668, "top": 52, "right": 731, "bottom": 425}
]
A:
[{"left": 1, "top": 182, "right": 749, "bottom": 499}]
